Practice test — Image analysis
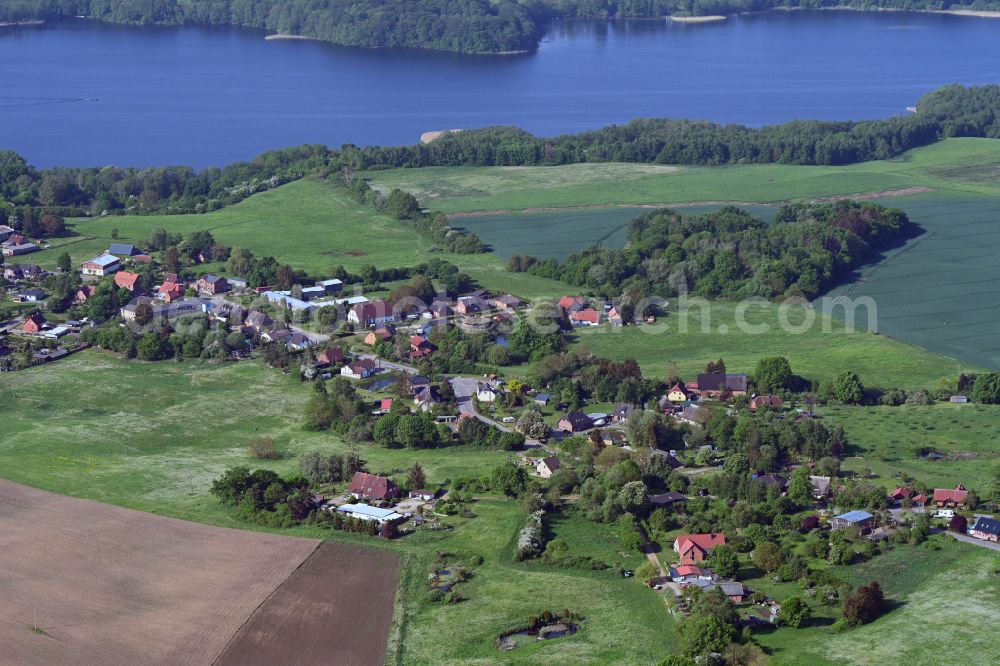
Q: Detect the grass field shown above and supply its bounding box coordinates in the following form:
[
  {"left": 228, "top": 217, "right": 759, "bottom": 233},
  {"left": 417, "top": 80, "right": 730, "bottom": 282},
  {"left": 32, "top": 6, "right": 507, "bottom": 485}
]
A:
[
  {"left": 27, "top": 178, "right": 567, "bottom": 299},
  {"left": 756, "top": 536, "right": 1000, "bottom": 666},
  {"left": 0, "top": 351, "right": 675, "bottom": 665},
  {"left": 821, "top": 403, "right": 1000, "bottom": 489},
  {"left": 561, "top": 304, "right": 977, "bottom": 390},
  {"left": 366, "top": 138, "right": 1000, "bottom": 213}
]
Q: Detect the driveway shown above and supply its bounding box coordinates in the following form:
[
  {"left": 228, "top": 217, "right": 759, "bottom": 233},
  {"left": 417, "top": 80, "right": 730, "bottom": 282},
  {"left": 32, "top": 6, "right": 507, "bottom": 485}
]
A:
[
  {"left": 449, "top": 376, "right": 542, "bottom": 448},
  {"left": 949, "top": 532, "right": 1000, "bottom": 552},
  {"left": 357, "top": 354, "right": 418, "bottom": 375}
]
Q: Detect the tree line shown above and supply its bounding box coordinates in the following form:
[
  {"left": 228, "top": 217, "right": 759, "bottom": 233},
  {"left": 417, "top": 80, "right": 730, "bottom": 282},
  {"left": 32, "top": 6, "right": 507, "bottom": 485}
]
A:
[
  {"left": 6, "top": 1, "right": 1000, "bottom": 54},
  {"left": 516, "top": 201, "right": 912, "bottom": 299}
]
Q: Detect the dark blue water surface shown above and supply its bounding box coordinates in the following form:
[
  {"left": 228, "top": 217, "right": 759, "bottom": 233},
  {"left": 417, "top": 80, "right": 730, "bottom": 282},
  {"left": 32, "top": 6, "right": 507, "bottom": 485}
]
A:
[{"left": 2, "top": 11, "right": 999, "bottom": 168}]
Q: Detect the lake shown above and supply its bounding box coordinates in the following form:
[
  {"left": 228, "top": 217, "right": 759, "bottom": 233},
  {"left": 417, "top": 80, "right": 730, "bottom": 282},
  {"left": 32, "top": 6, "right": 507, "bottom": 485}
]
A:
[{"left": 2, "top": 11, "right": 999, "bottom": 168}]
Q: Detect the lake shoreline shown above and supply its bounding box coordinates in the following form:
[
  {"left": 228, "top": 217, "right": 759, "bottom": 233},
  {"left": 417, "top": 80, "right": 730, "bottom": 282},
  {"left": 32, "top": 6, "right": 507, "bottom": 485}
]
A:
[{"left": 0, "top": 19, "right": 45, "bottom": 28}]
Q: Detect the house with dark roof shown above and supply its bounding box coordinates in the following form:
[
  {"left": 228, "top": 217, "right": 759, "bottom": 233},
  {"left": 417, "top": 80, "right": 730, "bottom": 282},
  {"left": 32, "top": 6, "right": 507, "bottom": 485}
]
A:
[
  {"left": 970, "top": 516, "right": 999, "bottom": 542},
  {"left": 755, "top": 474, "right": 787, "bottom": 493},
  {"left": 750, "top": 395, "right": 783, "bottom": 412},
  {"left": 245, "top": 311, "right": 275, "bottom": 333},
  {"left": 697, "top": 373, "right": 748, "bottom": 398},
  {"left": 315, "top": 347, "right": 345, "bottom": 368},
  {"left": 649, "top": 491, "right": 688, "bottom": 508},
  {"left": 108, "top": 243, "right": 140, "bottom": 257},
  {"left": 536, "top": 456, "right": 561, "bottom": 478},
  {"left": 21, "top": 312, "right": 48, "bottom": 334},
  {"left": 197, "top": 275, "right": 229, "bottom": 296},
  {"left": 347, "top": 471, "right": 399, "bottom": 501},
  {"left": 611, "top": 403, "right": 635, "bottom": 422},
  {"left": 558, "top": 411, "right": 593, "bottom": 433}
]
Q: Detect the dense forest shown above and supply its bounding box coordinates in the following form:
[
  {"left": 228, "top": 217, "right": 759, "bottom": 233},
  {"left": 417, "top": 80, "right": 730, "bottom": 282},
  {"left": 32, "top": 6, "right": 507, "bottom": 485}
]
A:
[
  {"left": 3, "top": 0, "right": 1000, "bottom": 53},
  {"left": 0, "top": 84, "right": 996, "bottom": 224},
  {"left": 512, "top": 202, "right": 913, "bottom": 299}
]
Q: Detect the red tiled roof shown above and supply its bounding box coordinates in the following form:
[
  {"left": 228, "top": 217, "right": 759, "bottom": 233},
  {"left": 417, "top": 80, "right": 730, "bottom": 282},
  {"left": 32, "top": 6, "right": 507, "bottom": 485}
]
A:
[
  {"left": 570, "top": 308, "right": 600, "bottom": 324},
  {"left": 674, "top": 565, "right": 703, "bottom": 576},
  {"left": 114, "top": 271, "right": 140, "bottom": 289},
  {"left": 933, "top": 486, "right": 968, "bottom": 503},
  {"left": 558, "top": 295, "right": 584, "bottom": 311},
  {"left": 675, "top": 533, "right": 726, "bottom": 553},
  {"left": 347, "top": 471, "right": 399, "bottom": 500},
  {"left": 380, "top": 398, "right": 393, "bottom": 411}
]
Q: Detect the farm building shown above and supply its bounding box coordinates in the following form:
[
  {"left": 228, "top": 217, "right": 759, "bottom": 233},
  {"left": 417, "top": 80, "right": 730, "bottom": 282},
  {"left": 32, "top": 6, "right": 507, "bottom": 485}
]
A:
[
  {"left": 334, "top": 503, "right": 403, "bottom": 526},
  {"left": 13, "top": 288, "right": 46, "bottom": 303},
  {"left": 81, "top": 254, "right": 121, "bottom": 276},
  {"left": 832, "top": 510, "right": 875, "bottom": 533},
  {"left": 349, "top": 300, "right": 396, "bottom": 328},
  {"left": 969, "top": 516, "right": 999, "bottom": 542},
  {"left": 717, "top": 582, "right": 748, "bottom": 602},
  {"left": 347, "top": 471, "right": 399, "bottom": 501},
  {"left": 933, "top": 485, "right": 969, "bottom": 508},
  {"left": 490, "top": 294, "right": 523, "bottom": 311},
  {"left": 409, "top": 490, "right": 436, "bottom": 501},
  {"left": 674, "top": 533, "right": 726, "bottom": 565},
  {"left": 157, "top": 282, "right": 185, "bottom": 303},
  {"left": 198, "top": 275, "right": 230, "bottom": 296},
  {"left": 108, "top": 243, "right": 140, "bottom": 257},
  {"left": 2, "top": 243, "right": 39, "bottom": 257},
  {"left": 536, "top": 457, "right": 561, "bottom": 478},
  {"left": 316, "top": 278, "right": 344, "bottom": 294},
  {"left": 696, "top": 373, "right": 748, "bottom": 398}
]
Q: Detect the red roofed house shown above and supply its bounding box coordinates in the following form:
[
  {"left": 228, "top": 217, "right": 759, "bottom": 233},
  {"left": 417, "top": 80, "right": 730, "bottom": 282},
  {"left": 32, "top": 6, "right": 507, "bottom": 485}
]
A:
[
  {"left": 22, "top": 312, "right": 47, "bottom": 334},
  {"left": 157, "top": 281, "right": 184, "bottom": 303},
  {"left": 114, "top": 271, "right": 142, "bottom": 292},
  {"left": 607, "top": 306, "right": 624, "bottom": 326},
  {"left": 674, "top": 533, "right": 726, "bottom": 566},
  {"left": 197, "top": 275, "right": 229, "bottom": 295},
  {"left": 750, "top": 395, "right": 783, "bottom": 412},
  {"left": 373, "top": 398, "right": 394, "bottom": 415},
  {"left": 409, "top": 335, "right": 434, "bottom": 359},
  {"left": 933, "top": 485, "right": 969, "bottom": 508},
  {"left": 912, "top": 493, "right": 928, "bottom": 508},
  {"left": 341, "top": 358, "right": 376, "bottom": 379},
  {"left": 364, "top": 325, "right": 397, "bottom": 346},
  {"left": 558, "top": 295, "right": 586, "bottom": 314},
  {"left": 889, "top": 487, "right": 913, "bottom": 502},
  {"left": 348, "top": 471, "right": 399, "bottom": 501},
  {"left": 315, "top": 347, "right": 345, "bottom": 367},
  {"left": 569, "top": 308, "right": 600, "bottom": 326}
]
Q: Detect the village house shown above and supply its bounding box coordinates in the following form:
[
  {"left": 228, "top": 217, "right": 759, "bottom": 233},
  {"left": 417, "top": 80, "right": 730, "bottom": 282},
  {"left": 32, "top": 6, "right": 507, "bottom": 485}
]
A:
[
  {"left": 558, "top": 411, "right": 593, "bottom": 433},
  {"left": 408, "top": 335, "right": 435, "bottom": 359},
  {"left": 315, "top": 347, "right": 346, "bottom": 368},
  {"left": 649, "top": 491, "right": 688, "bottom": 508},
  {"left": 347, "top": 471, "right": 400, "bottom": 501},
  {"left": 558, "top": 295, "right": 586, "bottom": 314},
  {"left": 429, "top": 300, "right": 452, "bottom": 318},
  {"left": 611, "top": 403, "right": 635, "bottom": 422},
  {"left": 409, "top": 489, "right": 436, "bottom": 501},
  {"left": 4, "top": 264, "right": 46, "bottom": 282},
  {"left": 285, "top": 332, "right": 312, "bottom": 351},
  {"left": 414, "top": 385, "right": 442, "bottom": 412},
  {"left": 607, "top": 306, "right": 624, "bottom": 326},
  {"left": 889, "top": 486, "right": 914, "bottom": 503},
  {"left": 32, "top": 347, "right": 70, "bottom": 362},
  {"left": 364, "top": 325, "right": 397, "bottom": 346},
  {"left": 80, "top": 254, "right": 121, "bottom": 277},
  {"left": 718, "top": 582, "right": 749, "bottom": 603},
  {"left": 114, "top": 271, "right": 142, "bottom": 292},
  {"left": 73, "top": 284, "right": 97, "bottom": 305},
  {"left": 341, "top": 358, "right": 376, "bottom": 379},
  {"left": 678, "top": 404, "right": 711, "bottom": 427},
  {"left": 832, "top": 510, "right": 875, "bottom": 533},
  {"left": 666, "top": 383, "right": 692, "bottom": 402},
  {"left": 912, "top": 493, "right": 928, "bottom": 508},
  {"left": 335, "top": 503, "right": 403, "bottom": 526},
  {"left": 750, "top": 395, "right": 783, "bottom": 412},
  {"left": 157, "top": 281, "right": 185, "bottom": 303},
  {"left": 455, "top": 295, "right": 489, "bottom": 315},
  {"left": 21, "top": 312, "right": 48, "bottom": 334},
  {"left": 245, "top": 311, "right": 275, "bottom": 333},
  {"left": 349, "top": 299, "right": 396, "bottom": 328},
  {"left": 651, "top": 449, "right": 684, "bottom": 470},
  {"left": 696, "top": 373, "right": 749, "bottom": 398},
  {"left": 969, "top": 516, "right": 999, "bottom": 542},
  {"left": 476, "top": 382, "right": 502, "bottom": 403},
  {"left": 933, "top": 485, "right": 969, "bottom": 508},
  {"left": 569, "top": 308, "right": 601, "bottom": 326},
  {"left": 536, "top": 456, "right": 561, "bottom": 478},
  {"left": 534, "top": 392, "right": 551, "bottom": 406},
  {"left": 809, "top": 475, "right": 832, "bottom": 500},
  {"left": 373, "top": 398, "right": 394, "bottom": 415},
  {"left": 490, "top": 294, "right": 523, "bottom": 311},
  {"left": 197, "top": 275, "right": 230, "bottom": 296},
  {"left": 13, "top": 288, "right": 46, "bottom": 303},
  {"left": 674, "top": 533, "right": 726, "bottom": 565}
]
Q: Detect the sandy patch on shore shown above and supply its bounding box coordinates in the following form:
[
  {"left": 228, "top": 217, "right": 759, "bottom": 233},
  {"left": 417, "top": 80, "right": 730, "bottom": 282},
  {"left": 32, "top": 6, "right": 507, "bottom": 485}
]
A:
[{"left": 670, "top": 15, "right": 727, "bottom": 23}]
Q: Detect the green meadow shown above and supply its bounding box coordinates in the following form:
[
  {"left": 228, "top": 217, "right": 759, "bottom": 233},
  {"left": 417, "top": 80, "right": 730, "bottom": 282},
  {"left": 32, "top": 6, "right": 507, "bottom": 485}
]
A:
[
  {"left": 563, "top": 304, "right": 977, "bottom": 390},
  {"left": 365, "top": 138, "right": 1000, "bottom": 213}
]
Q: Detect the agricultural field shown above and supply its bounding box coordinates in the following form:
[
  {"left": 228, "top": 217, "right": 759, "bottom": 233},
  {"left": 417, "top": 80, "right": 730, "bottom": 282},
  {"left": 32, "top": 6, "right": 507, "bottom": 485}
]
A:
[
  {"left": 755, "top": 536, "right": 1000, "bottom": 666},
  {"left": 0, "top": 352, "right": 676, "bottom": 665},
  {"left": 216, "top": 541, "right": 400, "bottom": 666},
  {"left": 562, "top": 304, "right": 976, "bottom": 390},
  {"left": 365, "top": 138, "right": 1000, "bottom": 213},
  {"left": 0, "top": 479, "right": 324, "bottom": 665},
  {"left": 821, "top": 403, "right": 1000, "bottom": 489}
]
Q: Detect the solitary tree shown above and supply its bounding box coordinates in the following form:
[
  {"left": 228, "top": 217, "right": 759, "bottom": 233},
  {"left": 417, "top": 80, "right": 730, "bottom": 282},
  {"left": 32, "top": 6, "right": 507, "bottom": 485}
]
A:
[
  {"left": 832, "top": 371, "right": 864, "bottom": 404},
  {"left": 753, "top": 356, "right": 793, "bottom": 392},
  {"left": 407, "top": 462, "right": 427, "bottom": 490},
  {"left": 752, "top": 541, "right": 785, "bottom": 573},
  {"left": 779, "top": 596, "right": 812, "bottom": 628}
]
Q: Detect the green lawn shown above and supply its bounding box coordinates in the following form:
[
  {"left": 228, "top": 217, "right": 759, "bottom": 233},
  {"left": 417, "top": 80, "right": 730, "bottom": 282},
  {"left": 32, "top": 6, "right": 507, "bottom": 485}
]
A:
[
  {"left": 27, "top": 178, "right": 567, "bottom": 300},
  {"left": 365, "top": 138, "right": 1000, "bottom": 214},
  {"left": 822, "top": 403, "right": 1000, "bottom": 489},
  {"left": 562, "top": 303, "right": 977, "bottom": 390},
  {"left": 756, "top": 537, "right": 1000, "bottom": 666}
]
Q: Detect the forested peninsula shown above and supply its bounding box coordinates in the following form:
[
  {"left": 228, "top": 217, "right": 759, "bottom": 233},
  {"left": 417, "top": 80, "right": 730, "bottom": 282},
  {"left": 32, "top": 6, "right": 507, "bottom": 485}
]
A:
[
  {"left": 1, "top": 84, "right": 997, "bottom": 222},
  {"left": 3, "top": 0, "right": 1000, "bottom": 54}
]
